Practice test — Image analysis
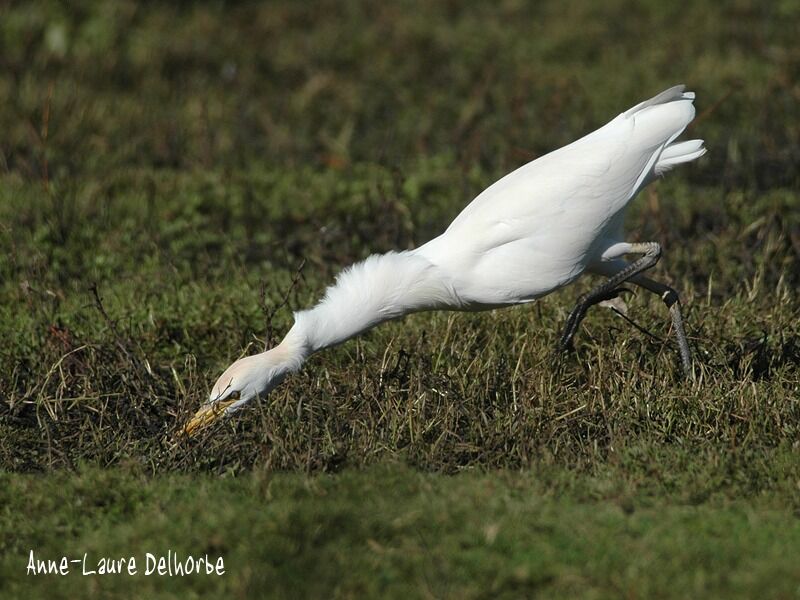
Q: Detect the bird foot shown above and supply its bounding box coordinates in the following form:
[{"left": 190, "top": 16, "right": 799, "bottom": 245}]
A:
[{"left": 550, "top": 339, "right": 575, "bottom": 371}]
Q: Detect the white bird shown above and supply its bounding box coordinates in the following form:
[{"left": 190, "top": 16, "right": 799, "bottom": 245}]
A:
[{"left": 185, "top": 85, "right": 705, "bottom": 435}]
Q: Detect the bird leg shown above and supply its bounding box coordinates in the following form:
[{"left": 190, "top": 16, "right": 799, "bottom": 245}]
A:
[
  {"left": 556, "top": 242, "right": 693, "bottom": 376},
  {"left": 626, "top": 274, "right": 692, "bottom": 375},
  {"left": 557, "top": 242, "right": 662, "bottom": 354}
]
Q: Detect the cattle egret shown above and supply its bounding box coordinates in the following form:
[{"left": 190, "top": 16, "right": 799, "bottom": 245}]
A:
[{"left": 186, "top": 85, "right": 705, "bottom": 435}]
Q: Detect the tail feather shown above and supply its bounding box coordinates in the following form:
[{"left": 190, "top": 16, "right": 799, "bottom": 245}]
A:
[
  {"left": 655, "top": 139, "right": 706, "bottom": 175},
  {"left": 622, "top": 85, "right": 706, "bottom": 192},
  {"left": 624, "top": 84, "right": 694, "bottom": 117}
]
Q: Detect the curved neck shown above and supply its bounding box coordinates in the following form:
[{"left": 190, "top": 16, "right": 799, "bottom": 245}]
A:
[{"left": 282, "top": 250, "right": 457, "bottom": 357}]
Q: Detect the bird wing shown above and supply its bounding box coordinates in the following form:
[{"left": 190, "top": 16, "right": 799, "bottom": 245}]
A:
[
  {"left": 414, "top": 86, "right": 701, "bottom": 305},
  {"left": 436, "top": 85, "right": 698, "bottom": 258}
]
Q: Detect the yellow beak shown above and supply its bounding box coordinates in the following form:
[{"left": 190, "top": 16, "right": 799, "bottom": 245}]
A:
[{"left": 183, "top": 399, "right": 238, "bottom": 436}]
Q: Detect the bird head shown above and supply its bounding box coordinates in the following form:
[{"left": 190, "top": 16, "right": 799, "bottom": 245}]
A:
[{"left": 183, "top": 349, "right": 294, "bottom": 436}]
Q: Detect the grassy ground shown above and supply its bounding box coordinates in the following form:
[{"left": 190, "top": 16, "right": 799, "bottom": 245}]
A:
[
  {"left": 1, "top": 1, "right": 799, "bottom": 598},
  {"left": 4, "top": 460, "right": 800, "bottom": 599}
]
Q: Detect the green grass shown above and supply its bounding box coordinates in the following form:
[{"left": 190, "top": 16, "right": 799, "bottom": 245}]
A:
[
  {"left": 3, "top": 459, "right": 800, "bottom": 599},
  {"left": 1, "top": 1, "right": 799, "bottom": 597}
]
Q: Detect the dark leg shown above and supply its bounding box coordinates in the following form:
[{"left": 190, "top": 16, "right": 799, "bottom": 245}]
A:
[
  {"left": 558, "top": 242, "right": 662, "bottom": 353},
  {"left": 628, "top": 274, "right": 692, "bottom": 375}
]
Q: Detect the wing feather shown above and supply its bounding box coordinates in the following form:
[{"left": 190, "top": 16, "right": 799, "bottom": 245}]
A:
[
  {"left": 415, "top": 86, "right": 704, "bottom": 304},
  {"left": 438, "top": 87, "right": 698, "bottom": 253}
]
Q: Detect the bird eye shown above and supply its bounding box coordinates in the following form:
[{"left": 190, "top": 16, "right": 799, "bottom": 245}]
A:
[{"left": 228, "top": 390, "right": 241, "bottom": 401}]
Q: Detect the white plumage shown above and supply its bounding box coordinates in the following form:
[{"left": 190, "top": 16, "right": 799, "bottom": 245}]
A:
[
  {"left": 414, "top": 85, "right": 702, "bottom": 306},
  {"left": 185, "top": 85, "right": 705, "bottom": 434}
]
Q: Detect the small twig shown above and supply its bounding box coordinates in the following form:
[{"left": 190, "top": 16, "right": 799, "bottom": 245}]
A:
[
  {"left": 554, "top": 403, "right": 587, "bottom": 421},
  {"left": 41, "top": 82, "right": 53, "bottom": 190},
  {"left": 261, "top": 259, "right": 306, "bottom": 350},
  {"left": 689, "top": 83, "right": 740, "bottom": 131},
  {"left": 89, "top": 282, "right": 135, "bottom": 365},
  {"left": 610, "top": 307, "right": 665, "bottom": 343}
]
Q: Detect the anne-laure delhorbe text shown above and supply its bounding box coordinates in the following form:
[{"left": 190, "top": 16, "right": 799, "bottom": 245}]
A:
[{"left": 26, "top": 550, "right": 225, "bottom": 577}]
